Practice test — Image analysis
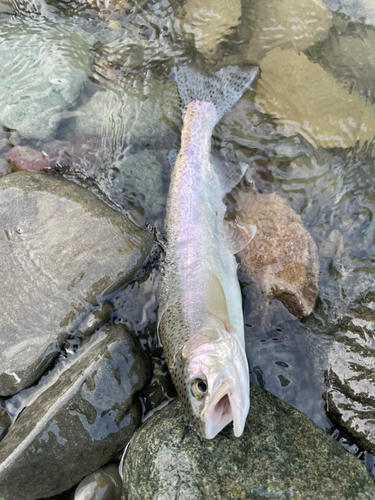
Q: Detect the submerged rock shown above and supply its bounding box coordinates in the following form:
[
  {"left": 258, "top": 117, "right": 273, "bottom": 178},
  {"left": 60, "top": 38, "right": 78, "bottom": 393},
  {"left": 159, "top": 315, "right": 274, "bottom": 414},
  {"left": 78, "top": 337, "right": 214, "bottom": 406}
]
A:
[
  {"left": 324, "top": 293, "right": 375, "bottom": 455},
  {"left": 74, "top": 463, "right": 122, "bottom": 500},
  {"left": 72, "top": 79, "right": 180, "bottom": 150},
  {"left": 255, "top": 48, "right": 375, "bottom": 149},
  {"left": 0, "top": 323, "right": 150, "bottom": 500},
  {"left": 66, "top": 78, "right": 179, "bottom": 221},
  {"left": 26, "top": 137, "right": 167, "bottom": 221},
  {"left": 237, "top": 191, "right": 319, "bottom": 318},
  {"left": 101, "top": 149, "right": 167, "bottom": 221},
  {"left": 240, "top": 0, "right": 332, "bottom": 63},
  {"left": 177, "top": 0, "right": 241, "bottom": 58},
  {"left": 0, "top": 171, "right": 153, "bottom": 395},
  {"left": 122, "top": 383, "right": 375, "bottom": 499},
  {"left": 319, "top": 27, "right": 375, "bottom": 104},
  {"left": 0, "top": 18, "right": 92, "bottom": 140}
]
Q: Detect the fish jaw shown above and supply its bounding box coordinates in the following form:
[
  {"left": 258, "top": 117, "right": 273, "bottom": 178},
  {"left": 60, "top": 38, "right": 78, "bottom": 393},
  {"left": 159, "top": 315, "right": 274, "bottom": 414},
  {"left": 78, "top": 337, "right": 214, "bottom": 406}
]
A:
[
  {"left": 180, "top": 327, "right": 250, "bottom": 439},
  {"left": 203, "top": 378, "right": 249, "bottom": 439}
]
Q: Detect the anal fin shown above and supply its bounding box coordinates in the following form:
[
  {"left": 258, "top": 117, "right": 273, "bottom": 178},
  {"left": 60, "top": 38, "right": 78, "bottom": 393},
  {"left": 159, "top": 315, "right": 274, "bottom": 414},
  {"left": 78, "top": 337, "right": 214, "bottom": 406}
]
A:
[
  {"left": 211, "top": 153, "right": 247, "bottom": 196},
  {"left": 223, "top": 221, "right": 256, "bottom": 254}
]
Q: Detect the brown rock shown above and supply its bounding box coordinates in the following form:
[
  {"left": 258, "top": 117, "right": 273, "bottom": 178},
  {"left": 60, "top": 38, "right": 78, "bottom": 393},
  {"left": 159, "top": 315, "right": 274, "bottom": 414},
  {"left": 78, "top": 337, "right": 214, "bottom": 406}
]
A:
[{"left": 236, "top": 191, "right": 319, "bottom": 317}]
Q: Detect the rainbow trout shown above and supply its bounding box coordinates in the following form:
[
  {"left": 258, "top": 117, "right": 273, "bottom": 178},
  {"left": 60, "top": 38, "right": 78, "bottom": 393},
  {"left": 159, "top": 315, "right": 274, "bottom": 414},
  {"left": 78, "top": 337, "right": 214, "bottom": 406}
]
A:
[{"left": 158, "top": 65, "right": 259, "bottom": 439}]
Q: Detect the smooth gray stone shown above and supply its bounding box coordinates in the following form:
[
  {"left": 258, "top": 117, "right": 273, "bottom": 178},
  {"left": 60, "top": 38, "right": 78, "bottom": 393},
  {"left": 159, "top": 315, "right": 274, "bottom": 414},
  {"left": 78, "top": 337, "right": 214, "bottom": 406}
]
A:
[
  {"left": 74, "top": 463, "right": 122, "bottom": 500},
  {"left": 0, "top": 171, "right": 153, "bottom": 395},
  {"left": 0, "top": 323, "right": 150, "bottom": 500},
  {"left": 0, "top": 18, "right": 93, "bottom": 140},
  {"left": 122, "top": 383, "right": 375, "bottom": 500}
]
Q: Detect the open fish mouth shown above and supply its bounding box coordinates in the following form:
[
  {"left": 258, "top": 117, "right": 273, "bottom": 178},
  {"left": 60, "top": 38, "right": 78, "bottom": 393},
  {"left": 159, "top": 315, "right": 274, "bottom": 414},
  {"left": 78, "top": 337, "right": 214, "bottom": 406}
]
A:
[{"left": 204, "top": 382, "right": 244, "bottom": 439}]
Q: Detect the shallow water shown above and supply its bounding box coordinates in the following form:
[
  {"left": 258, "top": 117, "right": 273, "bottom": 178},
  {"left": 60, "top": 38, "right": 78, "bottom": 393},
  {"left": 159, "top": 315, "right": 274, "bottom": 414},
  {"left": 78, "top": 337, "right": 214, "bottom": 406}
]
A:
[{"left": 1, "top": 0, "right": 375, "bottom": 490}]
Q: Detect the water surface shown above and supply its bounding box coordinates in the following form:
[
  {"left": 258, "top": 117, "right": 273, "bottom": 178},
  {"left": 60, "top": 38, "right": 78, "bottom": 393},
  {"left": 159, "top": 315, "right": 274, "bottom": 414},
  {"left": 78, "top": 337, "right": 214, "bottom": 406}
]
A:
[{"left": 1, "top": 0, "right": 375, "bottom": 487}]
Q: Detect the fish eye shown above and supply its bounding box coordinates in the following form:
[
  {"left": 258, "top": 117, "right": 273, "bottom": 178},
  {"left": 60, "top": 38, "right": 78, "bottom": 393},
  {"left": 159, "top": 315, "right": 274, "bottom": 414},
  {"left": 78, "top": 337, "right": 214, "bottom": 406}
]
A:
[{"left": 190, "top": 378, "right": 208, "bottom": 399}]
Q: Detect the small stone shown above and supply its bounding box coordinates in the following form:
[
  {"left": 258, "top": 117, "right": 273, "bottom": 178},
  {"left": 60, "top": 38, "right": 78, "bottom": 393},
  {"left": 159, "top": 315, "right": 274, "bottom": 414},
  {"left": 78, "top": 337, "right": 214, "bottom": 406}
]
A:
[
  {"left": 74, "top": 464, "right": 122, "bottom": 500},
  {"left": 5, "top": 146, "right": 50, "bottom": 171},
  {"left": 122, "top": 384, "right": 375, "bottom": 499},
  {"left": 236, "top": 191, "right": 319, "bottom": 318},
  {"left": 255, "top": 48, "right": 375, "bottom": 149}
]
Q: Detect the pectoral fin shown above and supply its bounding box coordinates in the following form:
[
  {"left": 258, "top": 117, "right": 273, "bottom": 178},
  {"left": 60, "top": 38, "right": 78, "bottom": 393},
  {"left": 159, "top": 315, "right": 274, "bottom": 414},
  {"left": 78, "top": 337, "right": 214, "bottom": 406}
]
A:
[
  {"left": 205, "top": 272, "right": 231, "bottom": 332},
  {"left": 223, "top": 221, "right": 256, "bottom": 254}
]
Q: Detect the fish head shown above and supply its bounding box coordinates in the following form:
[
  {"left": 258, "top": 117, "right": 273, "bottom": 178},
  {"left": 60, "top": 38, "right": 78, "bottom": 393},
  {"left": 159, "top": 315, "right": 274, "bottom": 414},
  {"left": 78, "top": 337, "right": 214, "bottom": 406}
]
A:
[{"left": 175, "top": 327, "right": 249, "bottom": 439}]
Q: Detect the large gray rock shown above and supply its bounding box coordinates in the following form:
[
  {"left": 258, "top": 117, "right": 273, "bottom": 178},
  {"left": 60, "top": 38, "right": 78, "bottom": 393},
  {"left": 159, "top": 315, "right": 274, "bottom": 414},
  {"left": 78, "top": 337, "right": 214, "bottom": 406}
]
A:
[
  {"left": 122, "top": 383, "right": 375, "bottom": 500},
  {"left": 0, "top": 323, "right": 150, "bottom": 500},
  {"left": 0, "top": 171, "right": 153, "bottom": 395},
  {"left": 0, "top": 18, "right": 92, "bottom": 140}
]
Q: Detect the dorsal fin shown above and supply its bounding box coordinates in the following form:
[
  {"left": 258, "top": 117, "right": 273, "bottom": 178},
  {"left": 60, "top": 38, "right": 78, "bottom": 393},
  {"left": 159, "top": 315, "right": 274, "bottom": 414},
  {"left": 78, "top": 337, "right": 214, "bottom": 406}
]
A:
[{"left": 205, "top": 272, "right": 231, "bottom": 332}]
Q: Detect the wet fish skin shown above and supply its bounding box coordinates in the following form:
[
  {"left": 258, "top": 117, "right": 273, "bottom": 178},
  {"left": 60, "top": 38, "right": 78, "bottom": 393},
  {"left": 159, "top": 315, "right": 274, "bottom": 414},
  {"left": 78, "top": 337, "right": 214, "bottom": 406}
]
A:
[{"left": 158, "top": 65, "right": 258, "bottom": 439}]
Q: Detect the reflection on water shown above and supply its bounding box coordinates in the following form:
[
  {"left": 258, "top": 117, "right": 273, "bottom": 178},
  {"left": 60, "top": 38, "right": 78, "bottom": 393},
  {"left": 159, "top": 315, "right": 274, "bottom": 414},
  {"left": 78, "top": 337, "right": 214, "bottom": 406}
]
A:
[{"left": 1, "top": 0, "right": 375, "bottom": 485}]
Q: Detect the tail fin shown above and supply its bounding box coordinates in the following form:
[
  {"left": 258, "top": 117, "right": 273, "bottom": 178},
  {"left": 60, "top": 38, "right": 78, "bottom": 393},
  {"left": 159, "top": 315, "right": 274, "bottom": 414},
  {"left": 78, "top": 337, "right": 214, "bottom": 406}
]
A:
[{"left": 174, "top": 65, "right": 259, "bottom": 125}]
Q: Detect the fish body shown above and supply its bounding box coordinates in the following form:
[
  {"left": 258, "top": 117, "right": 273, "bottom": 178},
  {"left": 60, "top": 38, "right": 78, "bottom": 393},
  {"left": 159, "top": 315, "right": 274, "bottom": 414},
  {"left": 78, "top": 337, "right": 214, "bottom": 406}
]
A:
[{"left": 158, "top": 66, "right": 258, "bottom": 439}]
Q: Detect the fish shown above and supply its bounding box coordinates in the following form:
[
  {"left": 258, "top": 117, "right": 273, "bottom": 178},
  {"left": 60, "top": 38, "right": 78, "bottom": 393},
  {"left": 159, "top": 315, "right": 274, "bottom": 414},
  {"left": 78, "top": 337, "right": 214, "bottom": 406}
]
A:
[{"left": 158, "top": 65, "right": 259, "bottom": 439}]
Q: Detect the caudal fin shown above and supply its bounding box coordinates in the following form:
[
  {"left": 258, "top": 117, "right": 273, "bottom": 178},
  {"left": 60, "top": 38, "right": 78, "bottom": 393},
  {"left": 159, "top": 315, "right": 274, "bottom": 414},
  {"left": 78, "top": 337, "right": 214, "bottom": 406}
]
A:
[{"left": 174, "top": 65, "right": 259, "bottom": 125}]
